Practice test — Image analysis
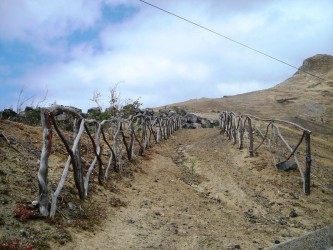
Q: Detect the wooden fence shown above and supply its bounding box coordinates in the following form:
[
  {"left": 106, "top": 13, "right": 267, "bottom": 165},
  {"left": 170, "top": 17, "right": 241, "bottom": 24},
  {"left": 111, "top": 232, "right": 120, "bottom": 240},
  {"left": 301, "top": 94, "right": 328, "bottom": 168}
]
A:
[
  {"left": 37, "top": 105, "right": 183, "bottom": 216},
  {"left": 219, "top": 111, "right": 312, "bottom": 195}
]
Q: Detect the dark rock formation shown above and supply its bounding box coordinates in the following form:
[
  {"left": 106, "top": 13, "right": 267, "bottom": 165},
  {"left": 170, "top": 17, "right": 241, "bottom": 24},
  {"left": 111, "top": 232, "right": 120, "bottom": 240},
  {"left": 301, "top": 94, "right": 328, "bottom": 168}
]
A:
[{"left": 0, "top": 109, "right": 17, "bottom": 119}]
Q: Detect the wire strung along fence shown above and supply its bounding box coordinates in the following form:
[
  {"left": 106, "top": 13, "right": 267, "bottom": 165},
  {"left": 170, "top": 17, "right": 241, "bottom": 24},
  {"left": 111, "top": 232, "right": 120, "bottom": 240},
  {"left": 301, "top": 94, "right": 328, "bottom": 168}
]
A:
[
  {"left": 37, "top": 105, "right": 183, "bottom": 217},
  {"left": 219, "top": 111, "right": 312, "bottom": 195}
]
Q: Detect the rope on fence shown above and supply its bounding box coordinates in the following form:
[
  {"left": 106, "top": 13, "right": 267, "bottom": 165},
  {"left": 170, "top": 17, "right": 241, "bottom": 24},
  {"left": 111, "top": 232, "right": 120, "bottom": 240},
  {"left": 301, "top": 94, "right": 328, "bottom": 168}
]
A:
[
  {"left": 219, "top": 111, "right": 312, "bottom": 195},
  {"left": 37, "top": 105, "right": 183, "bottom": 216}
]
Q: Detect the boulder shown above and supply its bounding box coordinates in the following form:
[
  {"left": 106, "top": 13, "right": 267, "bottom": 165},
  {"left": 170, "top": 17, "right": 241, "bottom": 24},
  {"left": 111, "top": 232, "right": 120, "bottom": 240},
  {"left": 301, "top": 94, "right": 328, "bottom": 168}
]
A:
[
  {"left": 185, "top": 113, "right": 198, "bottom": 123},
  {"left": 209, "top": 119, "right": 220, "bottom": 128},
  {"left": 199, "top": 118, "right": 209, "bottom": 128},
  {"left": 182, "top": 122, "right": 201, "bottom": 129},
  {"left": 276, "top": 161, "right": 297, "bottom": 171}
]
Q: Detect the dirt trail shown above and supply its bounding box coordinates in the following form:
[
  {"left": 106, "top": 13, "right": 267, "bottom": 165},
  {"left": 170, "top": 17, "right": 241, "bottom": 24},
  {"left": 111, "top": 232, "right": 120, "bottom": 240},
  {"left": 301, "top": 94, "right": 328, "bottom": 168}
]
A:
[{"left": 62, "top": 128, "right": 333, "bottom": 250}]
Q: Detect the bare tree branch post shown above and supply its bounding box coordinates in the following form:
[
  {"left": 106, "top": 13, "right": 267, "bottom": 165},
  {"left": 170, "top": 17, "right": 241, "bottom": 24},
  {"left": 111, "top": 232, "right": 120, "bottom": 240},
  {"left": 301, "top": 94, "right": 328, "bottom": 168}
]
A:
[
  {"left": 247, "top": 117, "right": 254, "bottom": 157},
  {"left": 84, "top": 122, "right": 104, "bottom": 185},
  {"left": 38, "top": 110, "right": 52, "bottom": 216},
  {"left": 50, "top": 119, "right": 85, "bottom": 216},
  {"left": 50, "top": 114, "right": 85, "bottom": 200},
  {"left": 304, "top": 131, "right": 312, "bottom": 195}
]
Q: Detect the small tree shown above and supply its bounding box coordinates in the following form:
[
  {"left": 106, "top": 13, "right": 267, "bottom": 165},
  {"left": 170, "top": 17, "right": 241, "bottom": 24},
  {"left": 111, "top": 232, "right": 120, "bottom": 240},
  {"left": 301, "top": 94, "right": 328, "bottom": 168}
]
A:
[
  {"left": 16, "top": 87, "right": 34, "bottom": 113},
  {"left": 109, "top": 83, "right": 121, "bottom": 117},
  {"left": 89, "top": 83, "right": 142, "bottom": 119},
  {"left": 90, "top": 91, "right": 103, "bottom": 112}
]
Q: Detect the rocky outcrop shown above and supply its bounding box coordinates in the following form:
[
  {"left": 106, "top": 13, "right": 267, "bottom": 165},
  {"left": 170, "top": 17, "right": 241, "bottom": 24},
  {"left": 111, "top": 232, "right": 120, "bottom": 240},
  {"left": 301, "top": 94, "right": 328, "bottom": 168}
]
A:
[
  {"left": 297, "top": 54, "right": 333, "bottom": 75},
  {"left": 182, "top": 113, "right": 220, "bottom": 129}
]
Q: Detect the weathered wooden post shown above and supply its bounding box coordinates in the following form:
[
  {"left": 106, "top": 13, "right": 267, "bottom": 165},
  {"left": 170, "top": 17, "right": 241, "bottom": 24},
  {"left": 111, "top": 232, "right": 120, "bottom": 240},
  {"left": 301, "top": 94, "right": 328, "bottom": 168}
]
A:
[
  {"left": 237, "top": 116, "right": 244, "bottom": 149},
  {"left": 221, "top": 112, "right": 227, "bottom": 133},
  {"left": 232, "top": 114, "right": 237, "bottom": 145},
  {"left": 140, "top": 117, "right": 146, "bottom": 155},
  {"left": 247, "top": 117, "right": 254, "bottom": 157},
  {"left": 227, "top": 113, "right": 232, "bottom": 140},
  {"left": 129, "top": 119, "right": 135, "bottom": 159},
  {"left": 38, "top": 110, "right": 52, "bottom": 216},
  {"left": 304, "top": 131, "right": 312, "bottom": 195}
]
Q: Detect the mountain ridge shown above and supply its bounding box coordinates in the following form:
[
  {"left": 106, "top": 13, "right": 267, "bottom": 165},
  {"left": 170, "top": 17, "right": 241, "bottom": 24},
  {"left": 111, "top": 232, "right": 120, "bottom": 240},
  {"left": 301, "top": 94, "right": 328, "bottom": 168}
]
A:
[{"left": 164, "top": 54, "right": 333, "bottom": 133}]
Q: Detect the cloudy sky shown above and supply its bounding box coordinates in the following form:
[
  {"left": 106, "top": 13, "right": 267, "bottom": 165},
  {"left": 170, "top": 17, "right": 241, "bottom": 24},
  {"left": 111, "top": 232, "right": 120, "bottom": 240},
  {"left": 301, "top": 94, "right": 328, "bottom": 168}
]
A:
[{"left": 1, "top": 0, "right": 332, "bottom": 112}]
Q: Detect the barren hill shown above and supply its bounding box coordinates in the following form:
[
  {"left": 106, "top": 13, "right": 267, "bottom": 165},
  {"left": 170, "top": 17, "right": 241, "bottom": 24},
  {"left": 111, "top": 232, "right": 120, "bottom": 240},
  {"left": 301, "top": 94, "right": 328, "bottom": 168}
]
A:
[{"left": 167, "top": 54, "right": 333, "bottom": 132}]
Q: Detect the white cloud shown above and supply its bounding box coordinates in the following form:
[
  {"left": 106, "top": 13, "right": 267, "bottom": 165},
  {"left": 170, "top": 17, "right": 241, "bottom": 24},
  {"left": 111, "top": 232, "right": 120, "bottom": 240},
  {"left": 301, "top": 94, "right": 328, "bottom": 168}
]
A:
[
  {"left": 0, "top": 0, "right": 102, "bottom": 41},
  {"left": 1, "top": 0, "right": 333, "bottom": 111}
]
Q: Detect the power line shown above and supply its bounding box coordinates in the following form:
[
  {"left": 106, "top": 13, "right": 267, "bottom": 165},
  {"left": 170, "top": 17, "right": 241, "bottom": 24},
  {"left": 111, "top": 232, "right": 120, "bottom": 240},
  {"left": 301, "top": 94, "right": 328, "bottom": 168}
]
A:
[{"left": 138, "top": 0, "right": 325, "bottom": 81}]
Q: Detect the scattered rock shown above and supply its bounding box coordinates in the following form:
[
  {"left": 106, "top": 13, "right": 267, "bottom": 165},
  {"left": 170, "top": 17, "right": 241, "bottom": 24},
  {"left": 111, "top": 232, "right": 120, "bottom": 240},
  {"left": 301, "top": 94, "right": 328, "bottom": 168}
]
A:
[
  {"left": 128, "top": 218, "right": 135, "bottom": 224},
  {"left": 68, "top": 202, "right": 76, "bottom": 211},
  {"left": 289, "top": 209, "right": 298, "bottom": 218},
  {"left": 154, "top": 211, "right": 161, "bottom": 216},
  {"left": 279, "top": 217, "right": 288, "bottom": 225},
  {"left": 276, "top": 161, "right": 297, "bottom": 171},
  {"left": 31, "top": 200, "right": 38, "bottom": 206},
  {"left": 182, "top": 122, "right": 202, "bottom": 129},
  {"left": 110, "top": 197, "right": 127, "bottom": 208},
  {"left": 1, "top": 198, "right": 9, "bottom": 205},
  {"left": 244, "top": 209, "right": 257, "bottom": 223},
  {"left": 276, "top": 97, "right": 298, "bottom": 104}
]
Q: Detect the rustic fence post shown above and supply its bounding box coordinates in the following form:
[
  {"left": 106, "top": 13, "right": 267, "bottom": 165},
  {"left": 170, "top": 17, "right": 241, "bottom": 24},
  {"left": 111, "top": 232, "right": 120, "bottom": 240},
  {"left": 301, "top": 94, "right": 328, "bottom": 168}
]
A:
[
  {"left": 304, "top": 131, "right": 312, "bottom": 195},
  {"left": 237, "top": 116, "right": 244, "bottom": 149},
  {"left": 247, "top": 117, "right": 254, "bottom": 157},
  {"left": 38, "top": 110, "right": 52, "bottom": 216},
  {"left": 139, "top": 117, "right": 146, "bottom": 155},
  {"left": 227, "top": 113, "right": 232, "bottom": 139},
  {"left": 50, "top": 118, "right": 86, "bottom": 216},
  {"left": 232, "top": 114, "right": 237, "bottom": 145}
]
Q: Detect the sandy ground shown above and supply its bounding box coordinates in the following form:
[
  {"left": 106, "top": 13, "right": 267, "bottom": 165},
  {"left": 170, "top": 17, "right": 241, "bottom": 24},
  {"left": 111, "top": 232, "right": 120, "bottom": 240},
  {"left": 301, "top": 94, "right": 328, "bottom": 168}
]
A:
[{"left": 60, "top": 128, "right": 333, "bottom": 250}]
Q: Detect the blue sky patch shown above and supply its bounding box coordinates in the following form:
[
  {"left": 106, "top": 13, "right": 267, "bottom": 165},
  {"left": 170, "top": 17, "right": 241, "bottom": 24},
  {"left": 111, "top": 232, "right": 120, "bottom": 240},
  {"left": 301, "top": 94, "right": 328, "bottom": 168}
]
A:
[{"left": 102, "top": 4, "right": 139, "bottom": 23}]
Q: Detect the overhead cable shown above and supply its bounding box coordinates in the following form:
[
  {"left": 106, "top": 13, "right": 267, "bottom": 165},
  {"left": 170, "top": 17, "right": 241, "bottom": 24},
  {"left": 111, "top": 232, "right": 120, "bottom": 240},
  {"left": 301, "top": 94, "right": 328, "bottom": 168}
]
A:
[{"left": 138, "top": 0, "right": 325, "bottom": 81}]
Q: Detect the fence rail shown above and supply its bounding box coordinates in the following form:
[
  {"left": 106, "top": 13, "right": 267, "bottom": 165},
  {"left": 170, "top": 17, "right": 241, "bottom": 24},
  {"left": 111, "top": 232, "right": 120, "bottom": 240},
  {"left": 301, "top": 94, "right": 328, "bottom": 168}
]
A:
[
  {"left": 219, "top": 111, "right": 312, "bottom": 195},
  {"left": 36, "top": 108, "right": 313, "bottom": 216},
  {"left": 37, "top": 105, "right": 183, "bottom": 216}
]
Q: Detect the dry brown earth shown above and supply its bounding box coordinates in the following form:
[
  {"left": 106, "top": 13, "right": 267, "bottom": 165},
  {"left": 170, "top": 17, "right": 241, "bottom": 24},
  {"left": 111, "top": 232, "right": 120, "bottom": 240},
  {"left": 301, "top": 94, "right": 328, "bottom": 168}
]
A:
[
  {"left": 1, "top": 54, "right": 333, "bottom": 249},
  {"left": 60, "top": 127, "right": 333, "bottom": 250}
]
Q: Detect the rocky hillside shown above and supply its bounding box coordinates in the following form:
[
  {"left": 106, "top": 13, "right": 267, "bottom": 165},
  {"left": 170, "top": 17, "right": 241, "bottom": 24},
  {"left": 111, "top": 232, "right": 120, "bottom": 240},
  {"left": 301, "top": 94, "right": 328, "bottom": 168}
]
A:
[{"left": 167, "top": 54, "right": 333, "bottom": 133}]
